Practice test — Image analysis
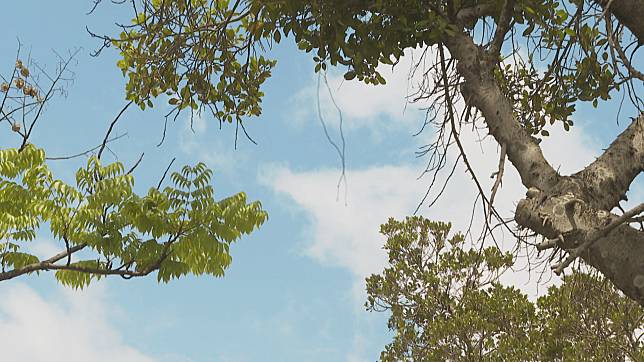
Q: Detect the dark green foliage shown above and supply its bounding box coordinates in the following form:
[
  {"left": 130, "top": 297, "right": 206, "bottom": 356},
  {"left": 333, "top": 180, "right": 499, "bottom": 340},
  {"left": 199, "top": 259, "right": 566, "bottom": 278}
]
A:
[
  {"left": 366, "top": 217, "right": 643, "bottom": 361},
  {"left": 114, "top": 0, "right": 276, "bottom": 120},
  {"left": 113, "top": 1, "right": 631, "bottom": 136}
]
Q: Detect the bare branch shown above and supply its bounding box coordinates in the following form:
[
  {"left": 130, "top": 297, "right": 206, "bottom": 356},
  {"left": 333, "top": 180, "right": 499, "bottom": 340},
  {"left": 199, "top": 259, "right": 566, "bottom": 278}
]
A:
[
  {"left": 46, "top": 133, "right": 128, "bottom": 160},
  {"left": 0, "top": 244, "right": 87, "bottom": 282},
  {"left": 157, "top": 157, "right": 176, "bottom": 190},
  {"left": 126, "top": 152, "right": 145, "bottom": 175},
  {"left": 489, "top": 0, "right": 515, "bottom": 56},
  {"left": 20, "top": 48, "right": 80, "bottom": 151},
  {"left": 97, "top": 100, "right": 133, "bottom": 159},
  {"left": 536, "top": 234, "right": 564, "bottom": 251},
  {"left": 488, "top": 143, "right": 506, "bottom": 221}
]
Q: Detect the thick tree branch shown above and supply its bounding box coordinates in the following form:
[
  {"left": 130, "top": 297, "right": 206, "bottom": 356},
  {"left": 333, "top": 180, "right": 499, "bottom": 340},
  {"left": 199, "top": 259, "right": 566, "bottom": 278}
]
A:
[
  {"left": 0, "top": 244, "right": 87, "bottom": 281},
  {"left": 595, "top": 0, "right": 644, "bottom": 44},
  {"left": 27, "top": 261, "right": 159, "bottom": 278},
  {"left": 576, "top": 114, "right": 644, "bottom": 210},
  {"left": 456, "top": 3, "right": 496, "bottom": 28},
  {"left": 444, "top": 33, "right": 561, "bottom": 192},
  {"left": 552, "top": 202, "right": 644, "bottom": 275},
  {"left": 0, "top": 239, "right": 174, "bottom": 282},
  {"left": 516, "top": 195, "right": 644, "bottom": 306},
  {"left": 445, "top": 28, "right": 644, "bottom": 305}
]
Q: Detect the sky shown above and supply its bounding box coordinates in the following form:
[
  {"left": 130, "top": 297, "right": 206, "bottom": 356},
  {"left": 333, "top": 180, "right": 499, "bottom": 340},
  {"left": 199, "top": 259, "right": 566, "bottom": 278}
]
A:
[{"left": 0, "top": 1, "right": 642, "bottom": 362}]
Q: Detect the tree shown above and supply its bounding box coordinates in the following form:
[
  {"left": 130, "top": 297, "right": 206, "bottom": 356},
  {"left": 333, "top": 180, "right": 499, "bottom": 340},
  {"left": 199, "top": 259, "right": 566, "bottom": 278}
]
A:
[
  {"left": 0, "top": 53, "right": 267, "bottom": 288},
  {"left": 101, "top": 0, "right": 644, "bottom": 305},
  {"left": 366, "top": 216, "right": 643, "bottom": 361}
]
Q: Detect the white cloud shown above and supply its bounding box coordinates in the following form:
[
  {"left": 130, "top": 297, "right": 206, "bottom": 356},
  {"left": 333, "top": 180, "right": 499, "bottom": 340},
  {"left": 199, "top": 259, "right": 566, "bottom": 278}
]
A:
[
  {"left": 25, "top": 239, "right": 60, "bottom": 260},
  {"left": 289, "top": 48, "right": 431, "bottom": 132},
  {"left": 279, "top": 52, "right": 603, "bottom": 297},
  {"left": 0, "top": 283, "right": 156, "bottom": 362},
  {"left": 540, "top": 123, "right": 598, "bottom": 175},
  {"left": 346, "top": 333, "right": 369, "bottom": 362},
  {"left": 266, "top": 164, "right": 426, "bottom": 281},
  {"left": 265, "top": 117, "right": 600, "bottom": 301}
]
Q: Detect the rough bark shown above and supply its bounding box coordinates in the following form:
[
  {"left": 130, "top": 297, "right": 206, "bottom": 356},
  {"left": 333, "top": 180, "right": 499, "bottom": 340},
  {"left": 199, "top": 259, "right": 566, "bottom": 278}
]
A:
[
  {"left": 576, "top": 116, "right": 644, "bottom": 211},
  {"left": 455, "top": 4, "right": 496, "bottom": 28},
  {"left": 445, "top": 32, "right": 644, "bottom": 306},
  {"left": 515, "top": 194, "right": 644, "bottom": 305},
  {"left": 444, "top": 34, "right": 561, "bottom": 192}
]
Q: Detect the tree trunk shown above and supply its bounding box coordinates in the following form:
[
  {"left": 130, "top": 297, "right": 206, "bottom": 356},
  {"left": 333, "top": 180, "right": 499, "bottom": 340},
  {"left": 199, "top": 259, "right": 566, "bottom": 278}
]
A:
[{"left": 445, "top": 32, "right": 644, "bottom": 306}]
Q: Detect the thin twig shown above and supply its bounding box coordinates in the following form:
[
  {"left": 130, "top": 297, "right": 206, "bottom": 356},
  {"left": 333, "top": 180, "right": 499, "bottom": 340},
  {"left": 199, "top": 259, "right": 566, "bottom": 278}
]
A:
[
  {"left": 126, "top": 152, "right": 145, "bottom": 175},
  {"left": 20, "top": 49, "right": 80, "bottom": 151},
  {"left": 157, "top": 157, "right": 176, "bottom": 190},
  {"left": 46, "top": 133, "right": 128, "bottom": 160},
  {"left": 488, "top": 143, "right": 506, "bottom": 221},
  {"left": 98, "top": 100, "right": 133, "bottom": 159},
  {"left": 323, "top": 72, "right": 348, "bottom": 203},
  {"left": 438, "top": 45, "right": 517, "bottom": 240},
  {"left": 316, "top": 71, "right": 348, "bottom": 204}
]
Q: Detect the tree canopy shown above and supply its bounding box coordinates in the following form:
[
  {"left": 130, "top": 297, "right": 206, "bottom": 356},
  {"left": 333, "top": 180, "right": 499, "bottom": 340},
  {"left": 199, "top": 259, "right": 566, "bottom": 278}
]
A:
[
  {"left": 367, "top": 216, "right": 643, "bottom": 361},
  {"left": 102, "top": 0, "right": 644, "bottom": 305},
  {"left": 0, "top": 57, "right": 267, "bottom": 288},
  {"left": 0, "top": 0, "right": 642, "bottom": 358}
]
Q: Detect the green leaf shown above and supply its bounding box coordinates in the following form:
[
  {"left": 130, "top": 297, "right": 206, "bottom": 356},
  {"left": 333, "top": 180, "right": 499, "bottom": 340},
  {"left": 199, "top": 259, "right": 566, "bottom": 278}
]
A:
[{"left": 344, "top": 70, "right": 356, "bottom": 80}]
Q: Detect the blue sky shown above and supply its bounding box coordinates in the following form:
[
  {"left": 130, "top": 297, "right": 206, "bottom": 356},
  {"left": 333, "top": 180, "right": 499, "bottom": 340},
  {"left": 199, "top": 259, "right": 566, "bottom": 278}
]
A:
[{"left": 0, "top": 1, "right": 642, "bottom": 362}]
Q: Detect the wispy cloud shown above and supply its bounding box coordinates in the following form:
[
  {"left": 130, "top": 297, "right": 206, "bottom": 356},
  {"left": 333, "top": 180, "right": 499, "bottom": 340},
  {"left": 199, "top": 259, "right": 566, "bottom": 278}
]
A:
[
  {"left": 265, "top": 164, "right": 426, "bottom": 280},
  {"left": 178, "top": 112, "right": 249, "bottom": 176},
  {"left": 288, "top": 48, "right": 432, "bottom": 133},
  {"left": 264, "top": 118, "right": 599, "bottom": 299},
  {"left": 0, "top": 283, "right": 157, "bottom": 362}
]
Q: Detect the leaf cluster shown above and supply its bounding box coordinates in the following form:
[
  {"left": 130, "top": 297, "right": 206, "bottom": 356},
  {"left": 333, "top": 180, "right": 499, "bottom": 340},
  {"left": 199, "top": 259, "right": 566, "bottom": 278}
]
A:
[
  {"left": 510, "top": 0, "right": 630, "bottom": 135},
  {"left": 0, "top": 144, "right": 267, "bottom": 288},
  {"left": 259, "top": 0, "right": 456, "bottom": 84},
  {"left": 110, "top": 1, "right": 642, "bottom": 136},
  {"left": 114, "top": 0, "right": 275, "bottom": 122},
  {"left": 366, "top": 216, "right": 643, "bottom": 361}
]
